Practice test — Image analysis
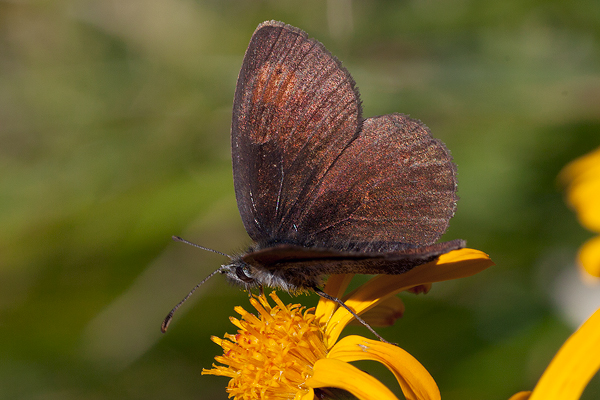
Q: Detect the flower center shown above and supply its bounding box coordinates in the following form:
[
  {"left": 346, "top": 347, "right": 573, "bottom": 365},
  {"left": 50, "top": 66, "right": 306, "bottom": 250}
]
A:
[{"left": 203, "top": 292, "right": 329, "bottom": 400}]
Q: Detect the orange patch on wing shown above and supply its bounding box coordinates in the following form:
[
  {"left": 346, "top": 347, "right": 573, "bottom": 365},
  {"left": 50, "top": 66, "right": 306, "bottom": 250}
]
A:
[{"left": 250, "top": 62, "right": 297, "bottom": 143}]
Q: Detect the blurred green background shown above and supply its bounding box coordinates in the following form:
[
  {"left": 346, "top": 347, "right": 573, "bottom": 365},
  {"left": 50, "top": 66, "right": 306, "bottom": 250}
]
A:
[{"left": 2, "top": 0, "right": 600, "bottom": 399}]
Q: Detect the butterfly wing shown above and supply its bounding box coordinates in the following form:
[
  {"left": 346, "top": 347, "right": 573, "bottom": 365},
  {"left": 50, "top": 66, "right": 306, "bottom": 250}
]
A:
[
  {"left": 291, "top": 113, "right": 459, "bottom": 250},
  {"left": 231, "top": 21, "right": 362, "bottom": 243},
  {"left": 240, "top": 239, "right": 465, "bottom": 290},
  {"left": 233, "top": 22, "right": 459, "bottom": 252},
  {"left": 244, "top": 240, "right": 465, "bottom": 276}
]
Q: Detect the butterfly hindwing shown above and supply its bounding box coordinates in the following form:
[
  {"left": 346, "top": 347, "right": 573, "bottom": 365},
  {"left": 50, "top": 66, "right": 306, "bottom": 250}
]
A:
[{"left": 290, "top": 113, "right": 459, "bottom": 250}]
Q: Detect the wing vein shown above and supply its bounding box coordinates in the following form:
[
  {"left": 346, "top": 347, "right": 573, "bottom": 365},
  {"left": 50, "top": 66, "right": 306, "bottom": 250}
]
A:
[
  {"left": 278, "top": 93, "right": 359, "bottom": 230},
  {"left": 275, "top": 40, "right": 320, "bottom": 219}
]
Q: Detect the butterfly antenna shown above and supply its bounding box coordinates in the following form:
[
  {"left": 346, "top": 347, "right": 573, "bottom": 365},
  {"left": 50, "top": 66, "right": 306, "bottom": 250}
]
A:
[
  {"left": 161, "top": 266, "right": 226, "bottom": 333},
  {"left": 172, "top": 236, "right": 233, "bottom": 259},
  {"left": 162, "top": 236, "right": 233, "bottom": 333},
  {"left": 313, "top": 287, "right": 395, "bottom": 345}
]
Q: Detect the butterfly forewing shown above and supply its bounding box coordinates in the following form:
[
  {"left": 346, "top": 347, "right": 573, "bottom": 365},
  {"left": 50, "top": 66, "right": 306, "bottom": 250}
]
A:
[{"left": 232, "top": 21, "right": 362, "bottom": 244}]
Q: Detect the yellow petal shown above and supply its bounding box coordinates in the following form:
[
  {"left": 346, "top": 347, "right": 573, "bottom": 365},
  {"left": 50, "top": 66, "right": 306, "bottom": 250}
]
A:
[
  {"left": 566, "top": 176, "right": 600, "bottom": 232},
  {"left": 578, "top": 235, "right": 600, "bottom": 278},
  {"left": 561, "top": 147, "right": 600, "bottom": 232},
  {"left": 297, "top": 389, "right": 315, "bottom": 400},
  {"left": 508, "top": 392, "right": 531, "bottom": 400},
  {"left": 528, "top": 307, "right": 600, "bottom": 400},
  {"left": 316, "top": 274, "right": 355, "bottom": 324},
  {"left": 328, "top": 335, "right": 440, "bottom": 400},
  {"left": 324, "top": 274, "right": 355, "bottom": 298},
  {"left": 349, "top": 296, "right": 404, "bottom": 327},
  {"left": 306, "top": 358, "right": 399, "bottom": 400},
  {"left": 559, "top": 147, "right": 600, "bottom": 189},
  {"left": 326, "top": 248, "right": 494, "bottom": 341},
  {"left": 407, "top": 283, "right": 432, "bottom": 294}
]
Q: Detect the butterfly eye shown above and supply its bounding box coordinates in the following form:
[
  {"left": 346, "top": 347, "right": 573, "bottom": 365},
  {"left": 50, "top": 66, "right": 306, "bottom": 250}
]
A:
[{"left": 235, "top": 266, "right": 254, "bottom": 283}]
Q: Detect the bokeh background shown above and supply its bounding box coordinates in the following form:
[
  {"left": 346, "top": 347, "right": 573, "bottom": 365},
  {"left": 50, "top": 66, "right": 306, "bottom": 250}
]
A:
[{"left": 2, "top": 1, "right": 600, "bottom": 399}]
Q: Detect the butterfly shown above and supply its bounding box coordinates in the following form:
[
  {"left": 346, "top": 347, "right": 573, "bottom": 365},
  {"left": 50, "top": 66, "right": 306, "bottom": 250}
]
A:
[{"left": 162, "top": 21, "right": 465, "bottom": 336}]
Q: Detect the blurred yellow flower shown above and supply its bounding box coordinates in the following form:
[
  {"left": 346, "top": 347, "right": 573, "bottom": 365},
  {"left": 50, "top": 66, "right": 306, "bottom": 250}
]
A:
[
  {"left": 508, "top": 307, "right": 600, "bottom": 400},
  {"left": 560, "top": 147, "right": 600, "bottom": 278},
  {"left": 203, "top": 248, "right": 494, "bottom": 400}
]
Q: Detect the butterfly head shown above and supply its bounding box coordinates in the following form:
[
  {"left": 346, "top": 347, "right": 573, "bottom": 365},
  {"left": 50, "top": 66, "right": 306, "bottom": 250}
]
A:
[
  {"left": 220, "top": 260, "right": 260, "bottom": 290},
  {"left": 221, "top": 256, "right": 309, "bottom": 293}
]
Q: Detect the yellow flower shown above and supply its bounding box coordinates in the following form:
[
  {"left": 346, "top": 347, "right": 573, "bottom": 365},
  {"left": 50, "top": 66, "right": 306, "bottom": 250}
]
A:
[
  {"left": 508, "top": 307, "right": 600, "bottom": 400},
  {"left": 560, "top": 147, "right": 600, "bottom": 278},
  {"left": 203, "top": 248, "right": 494, "bottom": 400}
]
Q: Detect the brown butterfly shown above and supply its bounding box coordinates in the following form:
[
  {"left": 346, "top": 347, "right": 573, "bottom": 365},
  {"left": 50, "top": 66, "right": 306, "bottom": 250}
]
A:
[{"left": 162, "top": 21, "right": 464, "bottom": 338}]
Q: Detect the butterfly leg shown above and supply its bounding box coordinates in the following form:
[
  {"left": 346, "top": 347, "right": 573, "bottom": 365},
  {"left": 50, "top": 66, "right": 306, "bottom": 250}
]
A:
[{"left": 313, "top": 287, "right": 396, "bottom": 345}]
